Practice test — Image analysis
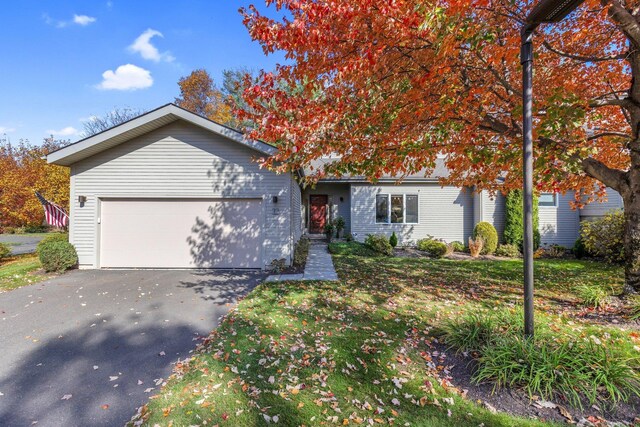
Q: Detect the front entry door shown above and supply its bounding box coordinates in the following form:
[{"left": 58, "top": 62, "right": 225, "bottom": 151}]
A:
[{"left": 309, "top": 195, "right": 328, "bottom": 234}]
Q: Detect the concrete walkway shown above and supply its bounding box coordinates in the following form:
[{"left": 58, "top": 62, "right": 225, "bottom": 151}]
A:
[{"left": 266, "top": 242, "right": 338, "bottom": 282}]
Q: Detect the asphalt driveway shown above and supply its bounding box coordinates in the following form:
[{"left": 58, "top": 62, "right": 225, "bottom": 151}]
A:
[{"left": 0, "top": 269, "right": 265, "bottom": 427}]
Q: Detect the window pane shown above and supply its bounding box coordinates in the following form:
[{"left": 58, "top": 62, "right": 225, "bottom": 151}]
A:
[
  {"left": 405, "top": 195, "right": 418, "bottom": 223},
  {"left": 539, "top": 193, "right": 556, "bottom": 207},
  {"left": 391, "top": 195, "right": 403, "bottom": 223},
  {"left": 376, "top": 195, "right": 389, "bottom": 223}
]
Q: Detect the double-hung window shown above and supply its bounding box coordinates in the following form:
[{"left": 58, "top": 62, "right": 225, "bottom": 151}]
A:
[{"left": 375, "top": 194, "right": 418, "bottom": 224}]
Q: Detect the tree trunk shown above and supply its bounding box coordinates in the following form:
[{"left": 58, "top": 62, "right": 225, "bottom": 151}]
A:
[{"left": 623, "top": 191, "right": 640, "bottom": 294}]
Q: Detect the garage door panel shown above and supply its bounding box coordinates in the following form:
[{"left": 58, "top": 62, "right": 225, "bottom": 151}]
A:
[{"left": 100, "top": 199, "right": 262, "bottom": 268}]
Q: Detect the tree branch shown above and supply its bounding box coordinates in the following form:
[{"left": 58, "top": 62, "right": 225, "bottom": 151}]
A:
[
  {"left": 602, "top": 0, "right": 640, "bottom": 48},
  {"left": 589, "top": 98, "right": 634, "bottom": 108},
  {"left": 542, "top": 40, "right": 627, "bottom": 62},
  {"left": 587, "top": 131, "right": 630, "bottom": 140},
  {"left": 581, "top": 157, "right": 628, "bottom": 192}
]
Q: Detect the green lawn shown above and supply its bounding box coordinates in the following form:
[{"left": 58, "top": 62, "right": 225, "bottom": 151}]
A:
[
  {"left": 131, "top": 243, "right": 636, "bottom": 426},
  {"left": 0, "top": 254, "right": 49, "bottom": 292}
]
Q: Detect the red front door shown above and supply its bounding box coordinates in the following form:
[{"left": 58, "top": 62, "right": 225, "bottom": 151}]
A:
[{"left": 309, "top": 195, "right": 328, "bottom": 234}]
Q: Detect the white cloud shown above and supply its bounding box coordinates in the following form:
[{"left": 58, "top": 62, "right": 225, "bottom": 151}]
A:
[
  {"left": 96, "top": 64, "right": 153, "bottom": 91},
  {"left": 0, "top": 126, "right": 15, "bottom": 134},
  {"left": 43, "top": 13, "right": 97, "bottom": 28},
  {"left": 128, "top": 29, "right": 174, "bottom": 62},
  {"left": 47, "top": 126, "right": 79, "bottom": 137},
  {"left": 73, "top": 15, "right": 96, "bottom": 26}
]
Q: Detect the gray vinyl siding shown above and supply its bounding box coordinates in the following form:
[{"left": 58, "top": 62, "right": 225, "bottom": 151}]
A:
[
  {"left": 350, "top": 183, "right": 474, "bottom": 245},
  {"left": 538, "top": 192, "right": 580, "bottom": 247},
  {"left": 579, "top": 187, "right": 624, "bottom": 219},
  {"left": 70, "top": 120, "right": 293, "bottom": 268},
  {"left": 291, "top": 178, "right": 303, "bottom": 242},
  {"left": 482, "top": 192, "right": 506, "bottom": 242},
  {"left": 303, "top": 183, "right": 351, "bottom": 233}
]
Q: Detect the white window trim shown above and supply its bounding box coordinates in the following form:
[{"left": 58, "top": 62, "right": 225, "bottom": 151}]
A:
[
  {"left": 539, "top": 193, "right": 558, "bottom": 208},
  {"left": 375, "top": 194, "right": 419, "bottom": 224}
]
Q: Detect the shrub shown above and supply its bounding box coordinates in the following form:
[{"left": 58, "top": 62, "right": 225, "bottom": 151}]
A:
[
  {"left": 344, "top": 233, "right": 354, "bottom": 242},
  {"left": 38, "top": 241, "right": 77, "bottom": 273},
  {"left": 468, "top": 237, "right": 484, "bottom": 258},
  {"left": 324, "top": 223, "right": 335, "bottom": 242},
  {"left": 293, "top": 237, "right": 310, "bottom": 267},
  {"left": 544, "top": 244, "right": 566, "bottom": 258},
  {"left": 389, "top": 232, "right": 398, "bottom": 248},
  {"left": 573, "top": 237, "right": 587, "bottom": 259},
  {"left": 575, "top": 283, "right": 612, "bottom": 309},
  {"left": 416, "top": 238, "right": 447, "bottom": 258},
  {"left": 0, "top": 242, "right": 11, "bottom": 260},
  {"left": 443, "top": 310, "right": 640, "bottom": 408},
  {"left": 36, "top": 233, "right": 68, "bottom": 254},
  {"left": 473, "top": 222, "right": 498, "bottom": 255},
  {"left": 449, "top": 241, "right": 465, "bottom": 252},
  {"left": 329, "top": 241, "right": 379, "bottom": 257},
  {"left": 333, "top": 217, "right": 345, "bottom": 238},
  {"left": 495, "top": 244, "right": 520, "bottom": 258},
  {"left": 504, "top": 190, "right": 541, "bottom": 250},
  {"left": 269, "top": 258, "right": 286, "bottom": 273},
  {"left": 24, "top": 224, "right": 49, "bottom": 233},
  {"left": 628, "top": 295, "right": 640, "bottom": 320},
  {"left": 580, "top": 210, "right": 624, "bottom": 263},
  {"left": 365, "top": 234, "right": 393, "bottom": 256}
]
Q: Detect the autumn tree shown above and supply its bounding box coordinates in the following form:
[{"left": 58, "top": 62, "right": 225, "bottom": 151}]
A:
[
  {"left": 175, "top": 69, "right": 233, "bottom": 125},
  {"left": 240, "top": 0, "right": 640, "bottom": 293},
  {"left": 0, "top": 137, "right": 70, "bottom": 230},
  {"left": 82, "top": 107, "right": 145, "bottom": 137}
]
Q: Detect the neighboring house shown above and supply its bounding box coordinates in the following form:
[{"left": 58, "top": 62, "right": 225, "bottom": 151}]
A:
[{"left": 47, "top": 104, "right": 623, "bottom": 270}]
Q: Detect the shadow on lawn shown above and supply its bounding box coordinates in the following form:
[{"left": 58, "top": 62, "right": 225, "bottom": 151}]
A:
[{"left": 0, "top": 317, "right": 200, "bottom": 427}]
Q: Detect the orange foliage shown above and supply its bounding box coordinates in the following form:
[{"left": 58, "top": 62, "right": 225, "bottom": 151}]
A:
[
  {"left": 0, "top": 138, "right": 69, "bottom": 230},
  {"left": 175, "top": 69, "right": 234, "bottom": 125},
  {"left": 239, "top": 0, "right": 632, "bottom": 205}
]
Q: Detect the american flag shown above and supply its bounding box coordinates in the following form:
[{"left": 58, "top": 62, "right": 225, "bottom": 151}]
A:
[{"left": 35, "top": 192, "right": 69, "bottom": 228}]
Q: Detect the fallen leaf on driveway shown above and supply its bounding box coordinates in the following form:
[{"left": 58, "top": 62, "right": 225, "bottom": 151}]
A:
[
  {"left": 109, "top": 376, "right": 119, "bottom": 381},
  {"left": 61, "top": 394, "right": 72, "bottom": 400},
  {"left": 159, "top": 351, "right": 166, "bottom": 356},
  {"left": 101, "top": 404, "right": 109, "bottom": 410},
  {"left": 93, "top": 366, "right": 99, "bottom": 370}
]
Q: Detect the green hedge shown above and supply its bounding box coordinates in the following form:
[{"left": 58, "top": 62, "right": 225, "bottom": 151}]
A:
[
  {"left": 473, "top": 222, "right": 498, "bottom": 255},
  {"left": 504, "top": 190, "right": 540, "bottom": 250},
  {"left": 38, "top": 241, "right": 77, "bottom": 273}
]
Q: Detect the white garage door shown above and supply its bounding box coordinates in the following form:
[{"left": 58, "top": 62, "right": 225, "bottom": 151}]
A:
[{"left": 99, "top": 198, "right": 263, "bottom": 268}]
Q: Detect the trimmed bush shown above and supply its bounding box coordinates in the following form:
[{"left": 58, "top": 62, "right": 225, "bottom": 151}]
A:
[
  {"left": 389, "top": 232, "right": 398, "bottom": 248},
  {"left": 504, "top": 190, "right": 540, "bottom": 250},
  {"left": 416, "top": 238, "right": 447, "bottom": 258},
  {"left": 38, "top": 241, "right": 77, "bottom": 273},
  {"left": 364, "top": 234, "right": 393, "bottom": 256},
  {"left": 293, "top": 237, "right": 310, "bottom": 267},
  {"left": 344, "top": 233, "right": 354, "bottom": 242},
  {"left": 0, "top": 242, "right": 11, "bottom": 260},
  {"left": 36, "top": 233, "right": 68, "bottom": 254},
  {"left": 449, "top": 241, "right": 465, "bottom": 252},
  {"left": 473, "top": 222, "right": 498, "bottom": 255},
  {"left": 333, "top": 217, "right": 345, "bottom": 238},
  {"left": 495, "top": 243, "right": 520, "bottom": 258},
  {"left": 580, "top": 210, "right": 624, "bottom": 263},
  {"left": 573, "top": 237, "right": 587, "bottom": 259}
]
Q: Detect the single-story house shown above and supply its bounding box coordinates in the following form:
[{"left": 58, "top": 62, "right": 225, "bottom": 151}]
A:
[{"left": 47, "top": 104, "right": 623, "bottom": 269}]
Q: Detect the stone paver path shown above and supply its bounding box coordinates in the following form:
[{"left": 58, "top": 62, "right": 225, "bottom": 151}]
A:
[{"left": 266, "top": 242, "right": 338, "bottom": 282}]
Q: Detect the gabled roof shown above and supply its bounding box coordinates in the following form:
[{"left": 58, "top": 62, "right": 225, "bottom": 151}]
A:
[{"left": 47, "top": 103, "right": 277, "bottom": 166}]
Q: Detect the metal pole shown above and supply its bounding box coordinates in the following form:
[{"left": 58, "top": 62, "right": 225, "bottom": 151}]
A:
[{"left": 521, "top": 27, "right": 535, "bottom": 338}]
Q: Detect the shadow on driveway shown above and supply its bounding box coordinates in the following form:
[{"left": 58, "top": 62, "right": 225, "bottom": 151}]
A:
[{"left": 0, "top": 269, "right": 265, "bottom": 427}]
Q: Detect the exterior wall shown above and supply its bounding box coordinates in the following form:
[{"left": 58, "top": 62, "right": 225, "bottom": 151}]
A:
[
  {"left": 473, "top": 191, "right": 506, "bottom": 242},
  {"left": 580, "top": 187, "right": 624, "bottom": 220},
  {"left": 538, "top": 191, "right": 580, "bottom": 247},
  {"left": 70, "top": 120, "right": 293, "bottom": 268},
  {"left": 350, "top": 183, "right": 474, "bottom": 245},
  {"left": 302, "top": 183, "right": 351, "bottom": 234},
  {"left": 291, "top": 177, "right": 303, "bottom": 243}
]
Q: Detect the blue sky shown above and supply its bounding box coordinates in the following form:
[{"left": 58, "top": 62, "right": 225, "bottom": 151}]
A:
[{"left": 0, "top": 1, "right": 285, "bottom": 145}]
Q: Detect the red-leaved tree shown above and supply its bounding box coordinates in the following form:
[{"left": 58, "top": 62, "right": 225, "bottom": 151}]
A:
[{"left": 239, "top": 0, "right": 640, "bottom": 293}]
